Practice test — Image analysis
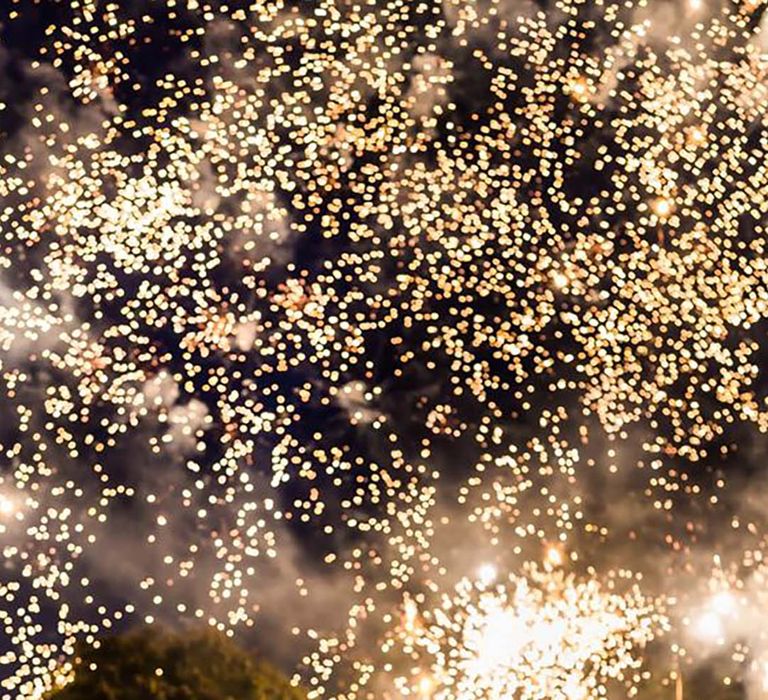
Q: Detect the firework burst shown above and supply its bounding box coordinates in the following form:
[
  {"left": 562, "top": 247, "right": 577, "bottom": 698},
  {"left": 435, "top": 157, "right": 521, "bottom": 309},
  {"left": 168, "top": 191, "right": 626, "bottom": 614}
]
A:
[{"left": 1, "top": 0, "right": 768, "bottom": 698}]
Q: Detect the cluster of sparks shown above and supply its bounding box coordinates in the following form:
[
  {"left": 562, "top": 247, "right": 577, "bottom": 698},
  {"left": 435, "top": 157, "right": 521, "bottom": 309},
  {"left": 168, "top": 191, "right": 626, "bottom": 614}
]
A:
[
  {"left": 1, "top": 0, "right": 768, "bottom": 698},
  {"left": 390, "top": 562, "right": 666, "bottom": 700}
]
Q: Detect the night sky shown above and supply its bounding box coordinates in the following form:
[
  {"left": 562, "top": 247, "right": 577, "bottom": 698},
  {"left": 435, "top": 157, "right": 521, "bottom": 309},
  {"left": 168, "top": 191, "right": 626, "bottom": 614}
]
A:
[{"left": 2, "top": 1, "right": 768, "bottom": 698}]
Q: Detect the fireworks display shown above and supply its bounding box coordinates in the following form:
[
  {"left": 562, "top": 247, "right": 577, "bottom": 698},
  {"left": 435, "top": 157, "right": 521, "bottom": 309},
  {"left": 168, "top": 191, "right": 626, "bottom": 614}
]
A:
[
  {"left": 1, "top": 0, "right": 768, "bottom": 698},
  {"left": 389, "top": 562, "right": 666, "bottom": 699}
]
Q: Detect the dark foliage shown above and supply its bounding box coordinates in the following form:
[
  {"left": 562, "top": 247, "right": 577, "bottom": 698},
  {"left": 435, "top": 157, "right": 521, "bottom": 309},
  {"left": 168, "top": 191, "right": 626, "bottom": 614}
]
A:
[{"left": 47, "top": 627, "right": 305, "bottom": 700}]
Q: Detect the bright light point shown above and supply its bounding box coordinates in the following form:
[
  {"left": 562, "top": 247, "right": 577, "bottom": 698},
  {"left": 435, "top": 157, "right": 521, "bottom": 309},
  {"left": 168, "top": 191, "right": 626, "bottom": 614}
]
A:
[
  {"left": 688, "top": 127, "right": 705, "bottom": 145},
  {"left": 545, "top": 546, "right": 563, "bottom": 568},
  {"left": 653, "top": 198, "right": 673, "bottom": 217},
  {"left": 0, "top": 495, "right": 15, "bottom": 516},
  {"left": 711, "top": 590, "right": 736, "bottom": 616},
  {"left": 692, "top": 611, "right": 724, "bottom": 643},
  {"left": 568, "top": 77, "right": 589, "bottom": 101},
  {"left": 551, "top": 271, "right": 569, "bottom": 289},
  {"left": 403, "top": 597, "right": 419, "bottom": 633},
  {"left": 477, "top": 563, "right": 497, "bottom": 586}
]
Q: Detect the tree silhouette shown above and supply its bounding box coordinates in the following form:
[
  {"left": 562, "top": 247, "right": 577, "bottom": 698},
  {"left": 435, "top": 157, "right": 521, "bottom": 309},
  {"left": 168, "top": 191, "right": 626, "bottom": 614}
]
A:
[{"left": 47, "top": 627, "right": 305, "bottom": 700}]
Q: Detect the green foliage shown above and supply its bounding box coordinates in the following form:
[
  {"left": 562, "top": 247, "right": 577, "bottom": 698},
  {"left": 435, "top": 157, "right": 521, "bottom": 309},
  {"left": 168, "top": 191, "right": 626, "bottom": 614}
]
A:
[{"left": 47, "top": 627, "right": 305, "bottom": 700}]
